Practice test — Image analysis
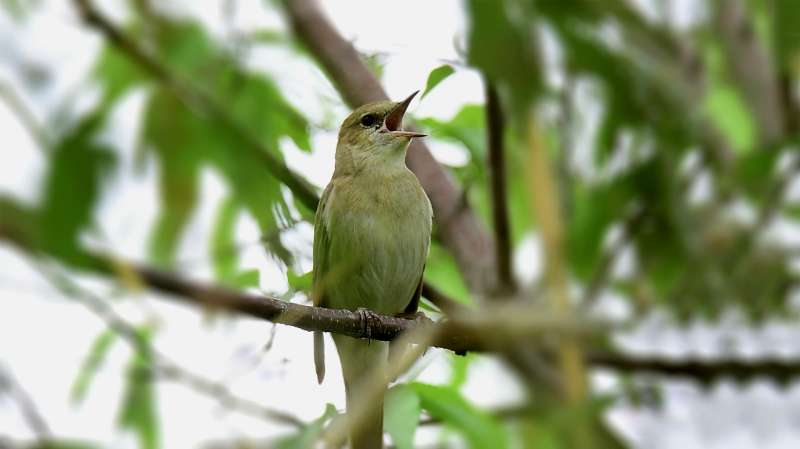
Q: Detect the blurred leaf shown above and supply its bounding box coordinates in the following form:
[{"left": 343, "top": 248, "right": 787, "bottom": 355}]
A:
[
  {"left": 466, "top": 0, "right": 541, "bottom": 110},
  {"left": 424, "top": 244, "right": 471, "bottom": 305},
  {"left": 773, "top": 0, "right": 800, "bottom": 72},
  {"left": 211, "top": 196, "right": 241, "bottom": 284},
  {"left": 0, "top": 0, "right": 39, "bottom": 21},
  {"left": 40, "top": 114, "right": 116, "bottom": 267},
  {"left": 233, "top": 268, "right": 260, "bottom": 288},
  {"left": 288, "top": 270, "right": 313, "bottom": 293},
  {"left": 412, "top": 382, "right": 508, "bottom": 449},
  {"left": 419, "top": 105, "right": 485, "bottom": 158},
  {"left": 127, "top": 19, "right": 311, "bottom": 267},
  {"left": 449, "top": 352, "right": 473, "bottom": 389},
  {"left": 421, "top": 64, "right": 455, "bottom": 99},
  {"left": 703, "top": 43, "right": 756, "bottom": 152},
  {"left": 71, "top": 330, "right": 117, "bottom": 405},
  {"left": 94, "top": 45, "right": 146, "bottom": 109},
  {"left": 276, "top": 403, "right": 337, "bottom": 449},
  {"left": 118, "top": 327, "right": 159, "bottom": 449},
  {"left": 385, "top": 385, "right": 421, "bottom": 449},
  {"left": 29, "top": 442, "right": 105, "bottom": 449}
]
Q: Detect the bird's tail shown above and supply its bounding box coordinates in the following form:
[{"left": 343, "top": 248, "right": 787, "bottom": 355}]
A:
[
  {"left": 333, "top": 335, "right": 388, "bottom": 449},
  {"left": 314, "top": 331, "right": 325, "bottom": 384}
]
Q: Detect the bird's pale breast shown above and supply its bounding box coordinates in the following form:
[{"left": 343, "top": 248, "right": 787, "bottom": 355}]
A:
[{"left": 323, "top": 169, "right": 432, "bottom": 314}]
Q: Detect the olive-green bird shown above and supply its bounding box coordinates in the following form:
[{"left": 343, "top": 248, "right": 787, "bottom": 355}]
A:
[{"left": 312, "top": 92, "right": 432, "bottom": 449}]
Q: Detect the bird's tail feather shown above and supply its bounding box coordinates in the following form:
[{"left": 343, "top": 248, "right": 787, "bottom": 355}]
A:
[
  {"left": 314, "top": 331, "right": 325, "bottom": 384},
  {"left": 334, "top": 335, "right": 388, "bottom": 449}
]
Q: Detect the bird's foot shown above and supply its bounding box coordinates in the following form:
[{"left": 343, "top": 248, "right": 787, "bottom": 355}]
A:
[{"left": 355, "top": 307, "right": 382, "bottom": 342}]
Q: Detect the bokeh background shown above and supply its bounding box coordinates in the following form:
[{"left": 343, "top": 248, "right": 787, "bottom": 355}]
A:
[{"left": 3, "top": 0, "right": 800, "bottom": 448}]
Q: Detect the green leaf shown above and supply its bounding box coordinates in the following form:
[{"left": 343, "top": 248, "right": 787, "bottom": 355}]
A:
[
  {"left": 421, "top": 64, "right": 455, "bottom": 99},
  {"left": 211, "top": 196, "right": 241, "bottom": 283},
  {"left": 449, "top": 353, "right": 473, "bottom": 389},
  {"left": 466, "top": 0, "right": 541, "bottom": 110},
  {"left": 384, "top": 385, "right": 421, "bottom": 449},
  {"left": 423, "top": 244, "right": 471, "bottom": 305},
  {"left": 276, "top": 404, "right": 338, "bottom": 449},
  {"left": 288, "top": 270, "right": 313, "bottom": 293},
  {"left": 39, "top": 114, "right": 116, "bottom": 267},
  {"left": 117, "top": 327, "right": 159, "bottom": 449},
  {"left": 411, "top": 383, "right": 508, "bottom": 449},
  {"left": 703, "top": 43, "right": 756, "bottom": 152},
  {"left": 233, "top": 269, "right": 260, "bottom": 288},
  {"left": 71, "top": 330, "right": 117, "bottom": 405}
]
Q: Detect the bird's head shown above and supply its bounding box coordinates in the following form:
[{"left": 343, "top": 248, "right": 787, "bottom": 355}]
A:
[{"left": 334, "top": 91, "right": 426, "bottom": 174}]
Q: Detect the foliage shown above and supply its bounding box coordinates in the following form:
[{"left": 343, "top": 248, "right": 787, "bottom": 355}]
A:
[{"left": 2, "top": 0, "right": 800, "bottom": 448}]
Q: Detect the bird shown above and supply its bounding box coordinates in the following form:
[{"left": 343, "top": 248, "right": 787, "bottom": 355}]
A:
[{"left": 312, "top": 91, "right": 432, "bottom": 449}]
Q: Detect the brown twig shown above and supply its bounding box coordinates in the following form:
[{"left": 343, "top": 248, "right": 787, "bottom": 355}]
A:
[
  {"left": 484, "top": 79, "right": 515, "bottom": 295},
  {"left": 282, "top": 0, "right": 497, "bottom": 295}
]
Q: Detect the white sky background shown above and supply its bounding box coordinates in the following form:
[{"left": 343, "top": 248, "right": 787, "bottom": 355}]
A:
[{"left": 1, "top": 1, "right": 800, "bottom": 448}]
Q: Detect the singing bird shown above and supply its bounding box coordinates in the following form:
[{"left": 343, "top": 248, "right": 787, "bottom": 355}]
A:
[{"left": 312, "top": 92, "right": 432, "bottom": 449}]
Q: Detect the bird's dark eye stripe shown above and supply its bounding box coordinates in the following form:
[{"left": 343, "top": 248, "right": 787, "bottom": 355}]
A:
[{"left": 360, "top": 113, "right": 377, "bottom": 127}]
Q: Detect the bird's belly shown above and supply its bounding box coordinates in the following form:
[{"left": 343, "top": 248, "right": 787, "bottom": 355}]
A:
[{"left": 326, "top": 211, "right": 429, "bottom": 314}]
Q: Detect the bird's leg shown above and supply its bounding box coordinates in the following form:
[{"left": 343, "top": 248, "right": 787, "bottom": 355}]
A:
[{"left": 356, "top": 307, "right": 382, "bottom": 342}]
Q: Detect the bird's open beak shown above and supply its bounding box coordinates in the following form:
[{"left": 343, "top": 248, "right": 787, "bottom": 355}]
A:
[{"left": 382, "top": 91, "right": 427, "bottom": 138}]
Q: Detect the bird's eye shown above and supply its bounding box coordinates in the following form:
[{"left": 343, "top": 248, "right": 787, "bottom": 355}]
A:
[{"left": 359, "top": 113, "right": 377, "bottom": 128}]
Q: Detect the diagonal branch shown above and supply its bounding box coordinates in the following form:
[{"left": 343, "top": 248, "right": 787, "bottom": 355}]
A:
[{"left": 282, "top": 0, "right": 497, "bottom": 295}]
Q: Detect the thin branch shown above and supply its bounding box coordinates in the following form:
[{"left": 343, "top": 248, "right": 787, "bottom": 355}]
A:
[
  {"left": 588, "top": 352, "right": 800, "bottom": 387},
  {"left": 282, "top": 0, "right": 497, "bottom": 296},
  {"left": 484, "top": 79, "right": 515, "bottom": 295},
  {"left": 0, "top": 366, "right": 51, "bottom": 440},
  {"left": 0, "top": 82, "right": 49, "bottom": 150},
  {"left": 35, "top": 264, "right": 305, "bottom": 429},
  {"left": 582, "top": 206, "right": 647, "bottom": 308}
]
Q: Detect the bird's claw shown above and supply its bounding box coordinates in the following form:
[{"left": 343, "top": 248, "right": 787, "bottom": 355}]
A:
[{"left": 356, "top": 307, "right": 381, "bottom": 342}]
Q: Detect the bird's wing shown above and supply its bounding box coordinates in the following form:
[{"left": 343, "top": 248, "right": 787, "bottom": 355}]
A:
[
  {"left": 312, "top": 183, "right": 334, "bottom": 384},
  {"left": 403, "top": 265, "right": 425, "bottom": 315},
  {"left": 312, "top": 183, "right": 334, "bottom": 308}
]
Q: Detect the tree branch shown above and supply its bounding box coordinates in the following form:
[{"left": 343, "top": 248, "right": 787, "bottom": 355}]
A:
[
  {"left": 484, "top": 80, "right": 515, "bottom": 295},
  {"left": 281, "top": 0, "right": 497, "bottom": 295},
  {"left": 4, "top": 222, "right": 800, "bottom": 383},
  {"left": 715, "top": 0, "right": 786, "bottom": 145}
]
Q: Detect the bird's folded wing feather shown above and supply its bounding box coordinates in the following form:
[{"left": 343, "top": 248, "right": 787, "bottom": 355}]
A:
[{"left": 312, "top": 184, "right": 334, "bottom": 383}]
